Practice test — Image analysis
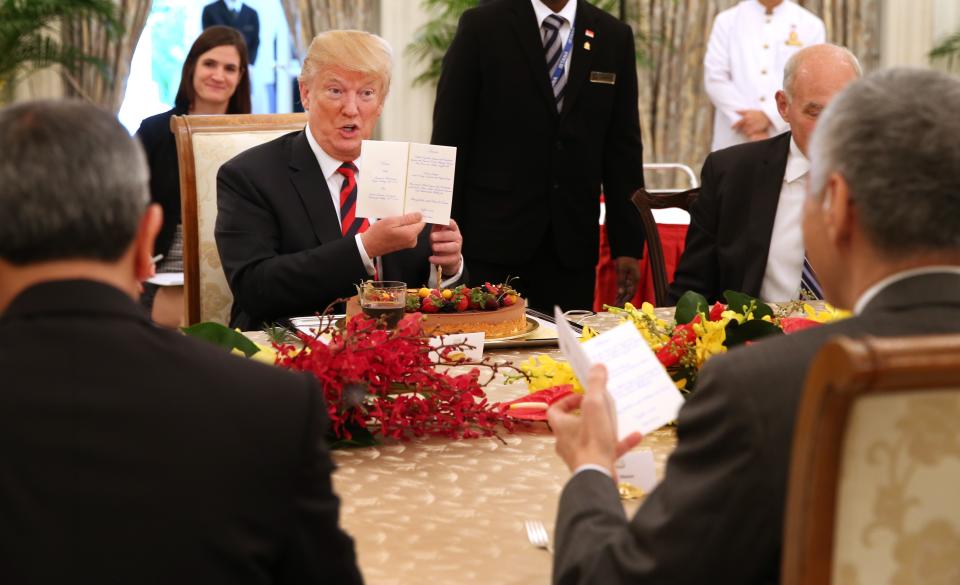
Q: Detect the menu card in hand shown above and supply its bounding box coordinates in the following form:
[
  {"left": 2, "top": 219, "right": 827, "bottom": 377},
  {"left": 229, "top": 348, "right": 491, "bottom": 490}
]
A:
[
  {"left": 357, "top": 140, "right": 457, "bottom": 225},
  {"left": 554, "top": 307, "right": 685, "bottom": 438}
]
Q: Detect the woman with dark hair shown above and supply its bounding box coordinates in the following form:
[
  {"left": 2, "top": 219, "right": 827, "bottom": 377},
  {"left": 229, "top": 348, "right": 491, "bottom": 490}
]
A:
[{"left": 135, "top": 25, "right": 250, "bottom": 322}]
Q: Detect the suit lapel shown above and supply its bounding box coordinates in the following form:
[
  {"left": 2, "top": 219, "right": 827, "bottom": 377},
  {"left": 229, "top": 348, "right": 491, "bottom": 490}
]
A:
[
  {"left": 560, "top": 2, "right": 595, "bottom": 119},
  {"left": 289, "top": 131, "right": 343, "bottom": 245},
  {"left": 741, "top": 132, "right": 792, "bottom": 295},
  {"left": 509, "top": 0, "right": 560, "bottom": 116}
]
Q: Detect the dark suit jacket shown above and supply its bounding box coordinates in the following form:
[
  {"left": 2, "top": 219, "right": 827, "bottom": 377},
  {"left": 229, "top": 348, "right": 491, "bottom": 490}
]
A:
[
  {"left": 202, "top": 0, "right": 260, "bottom": 64},
  {"left": 136, "top": 106, "right": 187, "bottom": 260},
  {"left": 431, "top": 0, "right": 645, "bottom": 269},
  {"left": 216, "top": 130, "right": 461, "bottom": 330},
  {"left": 553, "top": 271, "right": 960, "bottom": 585},
  {"left": 668, "top": 132, "right": 792, "bottom": 304},
  {"left": 0, "top": 279, "right": 363, "bottom": 585}
]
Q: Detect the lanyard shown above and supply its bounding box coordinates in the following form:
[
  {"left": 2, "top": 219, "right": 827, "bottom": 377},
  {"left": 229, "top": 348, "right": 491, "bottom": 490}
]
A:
[{"left": 550, "top": 22, "right": 575, "bottom": 87}]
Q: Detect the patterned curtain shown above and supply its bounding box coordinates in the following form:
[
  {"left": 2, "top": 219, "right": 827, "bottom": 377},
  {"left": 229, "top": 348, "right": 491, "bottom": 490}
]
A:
[
  {"left": 803, "top": 0, "right": 881, "bottom": 65},
  {"left": 624, "top": 0, "right": 880, "bottom": 186},
  {"left": 61, "top": 0, "right": 151, "bottom": 113},
  {"left": 280, "top": 0, "right": 381, "bottom": 61}
]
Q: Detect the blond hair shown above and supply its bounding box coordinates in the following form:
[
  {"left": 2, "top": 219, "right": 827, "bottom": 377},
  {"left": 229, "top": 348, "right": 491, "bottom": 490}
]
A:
[{"left": 300, "top": 30, "right": 393, "bottom": 97}]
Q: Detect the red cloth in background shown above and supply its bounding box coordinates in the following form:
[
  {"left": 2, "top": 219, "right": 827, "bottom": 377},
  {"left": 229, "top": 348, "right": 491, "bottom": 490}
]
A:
[{"left": 594, "top": 223, "right": 688, "bottom": 311}]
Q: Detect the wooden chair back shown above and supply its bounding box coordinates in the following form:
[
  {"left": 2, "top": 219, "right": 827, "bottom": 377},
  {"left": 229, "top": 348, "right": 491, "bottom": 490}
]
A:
[
  {"left": 172, "top": 113, "right": 307, "bottom": 325},
  {"left": 782, "top": 334, "right": 960, "bottom": 585},
  {"left": 629, "top": 187, "right": 699, "bottom": 307}
]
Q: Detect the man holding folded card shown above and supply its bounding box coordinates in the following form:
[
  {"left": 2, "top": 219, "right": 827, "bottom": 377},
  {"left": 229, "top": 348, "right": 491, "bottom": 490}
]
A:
[
  {"left": 547, "top": 69, "right": 960, "bottom": 585},
  {"left": 216, "top": 30, "right": 465, "bottom": 330}
]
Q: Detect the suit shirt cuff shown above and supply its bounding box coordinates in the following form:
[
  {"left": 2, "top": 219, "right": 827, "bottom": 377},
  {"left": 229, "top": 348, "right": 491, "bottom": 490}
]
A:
[
  {"left": 572, "top": 464, "right": 614, "bottom": 480},
  {"left": 428, "top": 256, "right": 465, "bottom": 288},
  {"left": 355, "top": 234, "right": 377, "bottom": 276}
]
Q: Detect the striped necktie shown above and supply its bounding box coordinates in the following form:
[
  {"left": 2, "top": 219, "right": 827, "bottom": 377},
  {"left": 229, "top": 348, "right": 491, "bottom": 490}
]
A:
[
  {"left": 336, "top": 162, "right": 369, "bottom": 238},
  {"left": 542, "top": 14, "right": 567, "bottom": 112},
  {"left": 800, "top": 255, "right": 824, "bottom": 300}
]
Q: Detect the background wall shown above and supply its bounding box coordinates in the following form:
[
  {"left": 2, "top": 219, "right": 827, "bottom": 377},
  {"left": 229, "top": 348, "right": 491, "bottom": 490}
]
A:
[
  {"left": 882, "top": 0, "right": 960, "bottom": 68},
  {"left": 379, "top": 0, "right": 436, "bottom": 143}
]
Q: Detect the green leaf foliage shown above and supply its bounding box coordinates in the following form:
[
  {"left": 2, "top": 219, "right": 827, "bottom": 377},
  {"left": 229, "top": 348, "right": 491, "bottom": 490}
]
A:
[
  {"left": 181, "top": 321, "right": 262, "bottom": 358},
  {"left": 329, "top": 425, "right": 377, "bottom": 449},
  {"left": 723, "top": 318, "right": 783, "bottom": 347},
  {"left": 405, "top": 0, "right": 475, "bottom": 87},
  {"left": 674, "top": 290, "right": 708, "bottom": 324},
  {"left": 722, "top": 290, "right": 774, "bottom": 320},
  {"left": 930, "top": 31, "right": 960, "bottom": 67},
  {"left": 0, "top": 0, "right": 121, "bottom": 91}
]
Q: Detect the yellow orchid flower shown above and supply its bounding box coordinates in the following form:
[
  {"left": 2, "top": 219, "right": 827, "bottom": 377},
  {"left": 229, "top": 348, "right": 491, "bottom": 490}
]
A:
[
  {"left": 231, "top": 342, "right": 284, "bottom": 365},
  {"left": 721, "top": 309, "right": 746, "bottom": 324},
  {"left": 519, "top": 354, "right": 583, "bottom": 393},
  {"left": 580, "top": 325, "right": 599, "bottom": 341},
  {"left": 693, "top": 318, "right": 728, "bottom": 367},
  {"left": 610, "top": 301, "right": 671, "bottom": 348},
  {"left": 802, "top": 303, "right": 851, "bottom": 323}
]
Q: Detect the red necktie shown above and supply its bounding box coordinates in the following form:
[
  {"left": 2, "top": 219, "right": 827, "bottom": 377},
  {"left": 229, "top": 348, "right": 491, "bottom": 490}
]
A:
[{"left": 336, "top": 162, "right": 369, "bottom": 237}]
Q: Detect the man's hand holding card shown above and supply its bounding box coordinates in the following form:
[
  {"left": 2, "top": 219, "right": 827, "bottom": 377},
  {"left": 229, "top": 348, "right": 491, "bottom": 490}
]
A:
[{"left": 548, "top": 307, "right": 685, "bottom": 477}]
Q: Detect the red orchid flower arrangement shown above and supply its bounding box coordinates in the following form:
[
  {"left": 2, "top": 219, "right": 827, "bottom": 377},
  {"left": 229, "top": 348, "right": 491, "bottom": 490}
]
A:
[{"left": 273, "top": 313, "right": 514, "bottom": 447}]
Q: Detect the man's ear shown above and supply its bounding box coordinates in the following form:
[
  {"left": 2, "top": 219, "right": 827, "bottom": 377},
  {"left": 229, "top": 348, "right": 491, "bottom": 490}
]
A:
[
  {"left": 298, "top": 79, "right": 309, "bottom": 111},
  {"left": 775, "top": 90, "right": 789, "bottom": 123},
  {"left": 133, "top": 203, "right": 163, "bottom": 283},
  {"left": 824, "top": 173, "right": 854, "bottom": 246}
]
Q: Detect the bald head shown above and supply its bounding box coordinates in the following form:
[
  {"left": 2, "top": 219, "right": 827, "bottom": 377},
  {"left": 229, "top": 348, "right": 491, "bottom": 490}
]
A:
[
  {"left": 776, "top": 44, "right": 862, "bottom": 156},
  {"left": 783, "top": 44, "right": 862, "bottom": 99}
]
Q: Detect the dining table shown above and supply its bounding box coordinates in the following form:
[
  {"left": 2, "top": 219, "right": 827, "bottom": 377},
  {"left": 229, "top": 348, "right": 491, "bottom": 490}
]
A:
[{"left": 249, "top": 310, "right": 679, "bottom": 585}]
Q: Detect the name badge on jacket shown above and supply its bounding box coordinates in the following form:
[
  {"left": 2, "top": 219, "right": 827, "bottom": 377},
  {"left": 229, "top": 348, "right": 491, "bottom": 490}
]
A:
[{"left": 590, "top": 71, "right": 616, "bottom": 85}]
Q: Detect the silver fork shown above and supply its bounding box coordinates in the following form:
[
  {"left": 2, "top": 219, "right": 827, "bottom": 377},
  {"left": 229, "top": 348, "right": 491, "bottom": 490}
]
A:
[{"left": 524, "top": 519, "right": 553, "bottom": 554}]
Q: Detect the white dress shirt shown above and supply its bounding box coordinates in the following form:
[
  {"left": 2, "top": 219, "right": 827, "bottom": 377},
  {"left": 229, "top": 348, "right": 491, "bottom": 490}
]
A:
[
  {"left": 223, "top": 0, "right": 243, "bottom": 13},
  {"left": 704, "top": 0, "right": 825, "bottom": 151},
  {"left": 759, "top": 137, "right": 807, "bottom": 302},
  {"left": 531, "top": 0, "right": 578, "bottom": 94},
  {"left": 304, "top": 124, "right": 463, "bottom": 288}
]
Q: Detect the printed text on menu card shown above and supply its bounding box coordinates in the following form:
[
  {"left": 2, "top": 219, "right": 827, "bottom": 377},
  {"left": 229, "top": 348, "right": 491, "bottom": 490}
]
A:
[{"left": 356, "top": 140, "right": 457, "bottom": 225}]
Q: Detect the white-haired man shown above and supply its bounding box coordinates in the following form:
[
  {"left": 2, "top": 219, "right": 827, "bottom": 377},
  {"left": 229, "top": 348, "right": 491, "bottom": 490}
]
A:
[
  {"left": 217, "top": 30, "right": 465, "bottom": 330},
  {"left": 548, "top": 67, "right": 960, "bottom": 584}
]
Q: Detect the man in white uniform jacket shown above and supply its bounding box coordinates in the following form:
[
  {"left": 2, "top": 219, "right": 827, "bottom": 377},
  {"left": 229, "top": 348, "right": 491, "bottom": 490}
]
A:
[{"left": 705, "top": 0, "right": 824, "bottom": 151}]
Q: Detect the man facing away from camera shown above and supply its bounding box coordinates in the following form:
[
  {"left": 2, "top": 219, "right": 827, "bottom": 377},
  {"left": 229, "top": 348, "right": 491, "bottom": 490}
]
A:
[
  {"left": 0, "top": 100, "right": 363, "bottom": 585},
  {"left": 547, "top": 68, "right": 960, "bottom": 585}
]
